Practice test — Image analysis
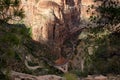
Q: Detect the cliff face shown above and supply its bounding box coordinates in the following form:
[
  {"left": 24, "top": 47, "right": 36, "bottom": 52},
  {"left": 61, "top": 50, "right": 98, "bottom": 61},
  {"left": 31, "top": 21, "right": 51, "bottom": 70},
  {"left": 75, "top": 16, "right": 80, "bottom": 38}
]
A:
[
  {"left": 20, "top": 0, "right": 81, "bottom": 43},
  {"left": 20, "top": 0, "right": 99, "bottom": 57}
]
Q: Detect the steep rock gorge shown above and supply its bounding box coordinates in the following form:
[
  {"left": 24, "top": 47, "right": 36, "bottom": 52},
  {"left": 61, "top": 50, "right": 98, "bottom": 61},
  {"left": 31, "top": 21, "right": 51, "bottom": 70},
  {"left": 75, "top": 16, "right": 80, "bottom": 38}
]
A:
[
  {"left": 0, "top": 0, "right": 120, "bottom": 79},
  {"left": 19, "top": 0, "right": 102, "bottom": 65}
]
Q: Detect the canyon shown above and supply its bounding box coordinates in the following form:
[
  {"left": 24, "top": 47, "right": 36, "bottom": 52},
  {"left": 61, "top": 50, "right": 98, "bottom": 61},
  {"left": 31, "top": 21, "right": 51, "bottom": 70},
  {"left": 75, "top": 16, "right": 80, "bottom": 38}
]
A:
[
  {"left": 20, "top": 0, "right": 97, "bottom": 40},
  {"left": 19, "top": 0, "right": 100, "bottom": 59}
]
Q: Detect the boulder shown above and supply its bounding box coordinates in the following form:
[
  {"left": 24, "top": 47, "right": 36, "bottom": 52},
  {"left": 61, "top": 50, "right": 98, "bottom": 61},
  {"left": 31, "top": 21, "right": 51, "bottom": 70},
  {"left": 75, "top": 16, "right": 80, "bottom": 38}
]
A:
[
  {"left": 37, "top": 75, "right": 64, "bottom": 80},
  {"left": 94, "top": 75, "right": 107, "bottom": 80},
  {"left": 85, "top": 75, "right": 94, "bottom": 80}
]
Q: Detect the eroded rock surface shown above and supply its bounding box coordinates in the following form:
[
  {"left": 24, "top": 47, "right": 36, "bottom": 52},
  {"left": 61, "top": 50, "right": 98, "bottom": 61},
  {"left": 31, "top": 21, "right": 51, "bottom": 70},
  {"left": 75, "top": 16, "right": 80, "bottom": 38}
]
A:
[
  {"left": 20, "top": 0, "right": 82, "bottom": 43},
  {"left": 19, "top": 0, "right": 103, "bottom": 65},
  {"left": 19, "top": 0, "right": 81, "bottom": 61}
]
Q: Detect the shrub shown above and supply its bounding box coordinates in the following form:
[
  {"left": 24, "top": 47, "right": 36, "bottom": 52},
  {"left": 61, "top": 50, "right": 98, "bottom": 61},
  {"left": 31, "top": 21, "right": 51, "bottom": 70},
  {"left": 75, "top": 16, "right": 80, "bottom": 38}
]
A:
[{"left": 64, "top": 73, "right": 78, "bottom": 80}]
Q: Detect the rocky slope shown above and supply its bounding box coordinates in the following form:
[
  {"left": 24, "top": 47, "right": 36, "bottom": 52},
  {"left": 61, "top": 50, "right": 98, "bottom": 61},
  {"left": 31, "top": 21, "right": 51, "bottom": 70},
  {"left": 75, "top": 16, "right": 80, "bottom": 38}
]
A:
[{"left": 0, "top": 0, "right": 120, "bottom": 80}]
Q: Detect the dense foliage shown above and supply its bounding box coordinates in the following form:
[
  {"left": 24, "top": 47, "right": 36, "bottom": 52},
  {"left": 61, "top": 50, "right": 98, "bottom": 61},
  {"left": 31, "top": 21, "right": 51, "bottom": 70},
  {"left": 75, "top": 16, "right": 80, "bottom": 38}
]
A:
[
  {"left": 0, "top": 0, "right": 24, "bottom": 22},
  {"left": 0, "top": 22, "right": 43, "bottom": 79},
  {"left": 0, "top": 22, "right": 63, "bottom": 80},
  {"left": 74, "top": 27, "right": 120, "bottom": 75},
  {"left": 0, "top": 22, "right": 31, "bottom": 79}
]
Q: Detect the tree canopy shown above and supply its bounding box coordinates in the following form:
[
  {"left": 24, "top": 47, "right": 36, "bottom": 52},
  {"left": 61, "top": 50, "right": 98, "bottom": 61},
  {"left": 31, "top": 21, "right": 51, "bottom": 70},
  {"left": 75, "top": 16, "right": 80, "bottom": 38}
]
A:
[{"left": 0, "top": 0, "right": 24, "bottom": 22}]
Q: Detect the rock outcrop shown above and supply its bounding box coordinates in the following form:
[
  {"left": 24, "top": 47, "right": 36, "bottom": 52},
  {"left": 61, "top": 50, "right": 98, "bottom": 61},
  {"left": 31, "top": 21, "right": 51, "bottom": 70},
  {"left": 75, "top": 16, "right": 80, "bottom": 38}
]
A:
[
  {"left": 11, "top": 71, "right": 64, "bottom": 80},
  {"left": 11, "top": 71, "right": 120, "bottom": 80},
  {"left": 32, "top": 1, "right": 65, "bottom": 43}
]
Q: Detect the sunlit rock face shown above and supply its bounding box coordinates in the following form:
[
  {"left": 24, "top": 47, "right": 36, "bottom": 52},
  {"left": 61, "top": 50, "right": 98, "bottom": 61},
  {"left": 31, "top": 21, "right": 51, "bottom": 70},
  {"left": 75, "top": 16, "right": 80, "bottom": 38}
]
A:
[
  {"left": 42, "top": 0, "right": 65, "bottom": 6},
  {"left": 19, "top": 0, "right": 104, "bottom": 64},
  {"left": 20, "top": 0, "right": 63, "bottom": 44},
  {"left": 34, "top": 1, "right": 66, "bottom": 45},
  {"left": 20, "top": 0, "right": 81, "bottom": 44},
  {"left": 20, "top": 0, "right": 36, "bottom": 26},
  {"left": 20, "top": 0, "right": 102, "bottom": 46}
]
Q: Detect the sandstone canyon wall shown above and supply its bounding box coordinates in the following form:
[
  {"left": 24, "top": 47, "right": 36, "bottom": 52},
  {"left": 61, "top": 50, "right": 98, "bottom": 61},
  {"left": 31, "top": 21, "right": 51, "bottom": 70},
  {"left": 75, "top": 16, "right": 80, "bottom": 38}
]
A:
[
  {"left": 20, "top": 0, "right": 102, "bottom": 42},
  {"left": 20, "top": 0, "right": 81, "bottom": 42},
  {"left": 19, "top": 0, "right": 101, "bottom": 58}
]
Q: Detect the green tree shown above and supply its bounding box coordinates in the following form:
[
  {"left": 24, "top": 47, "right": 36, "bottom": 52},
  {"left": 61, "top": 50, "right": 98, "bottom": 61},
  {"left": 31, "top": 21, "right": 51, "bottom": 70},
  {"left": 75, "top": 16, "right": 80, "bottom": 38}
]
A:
[
  {"left": 0, "top": 0, "right": 24, "bottom": 22},
  {"left": 89, "top": 0, "right": 120, "bottom": 32}
]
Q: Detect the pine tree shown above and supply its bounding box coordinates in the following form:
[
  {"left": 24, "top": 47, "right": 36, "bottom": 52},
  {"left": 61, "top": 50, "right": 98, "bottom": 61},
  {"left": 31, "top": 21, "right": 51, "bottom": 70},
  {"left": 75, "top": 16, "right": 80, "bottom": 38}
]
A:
[{"left": 0, "top": 0, "right": 24, "bottom": 22}]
